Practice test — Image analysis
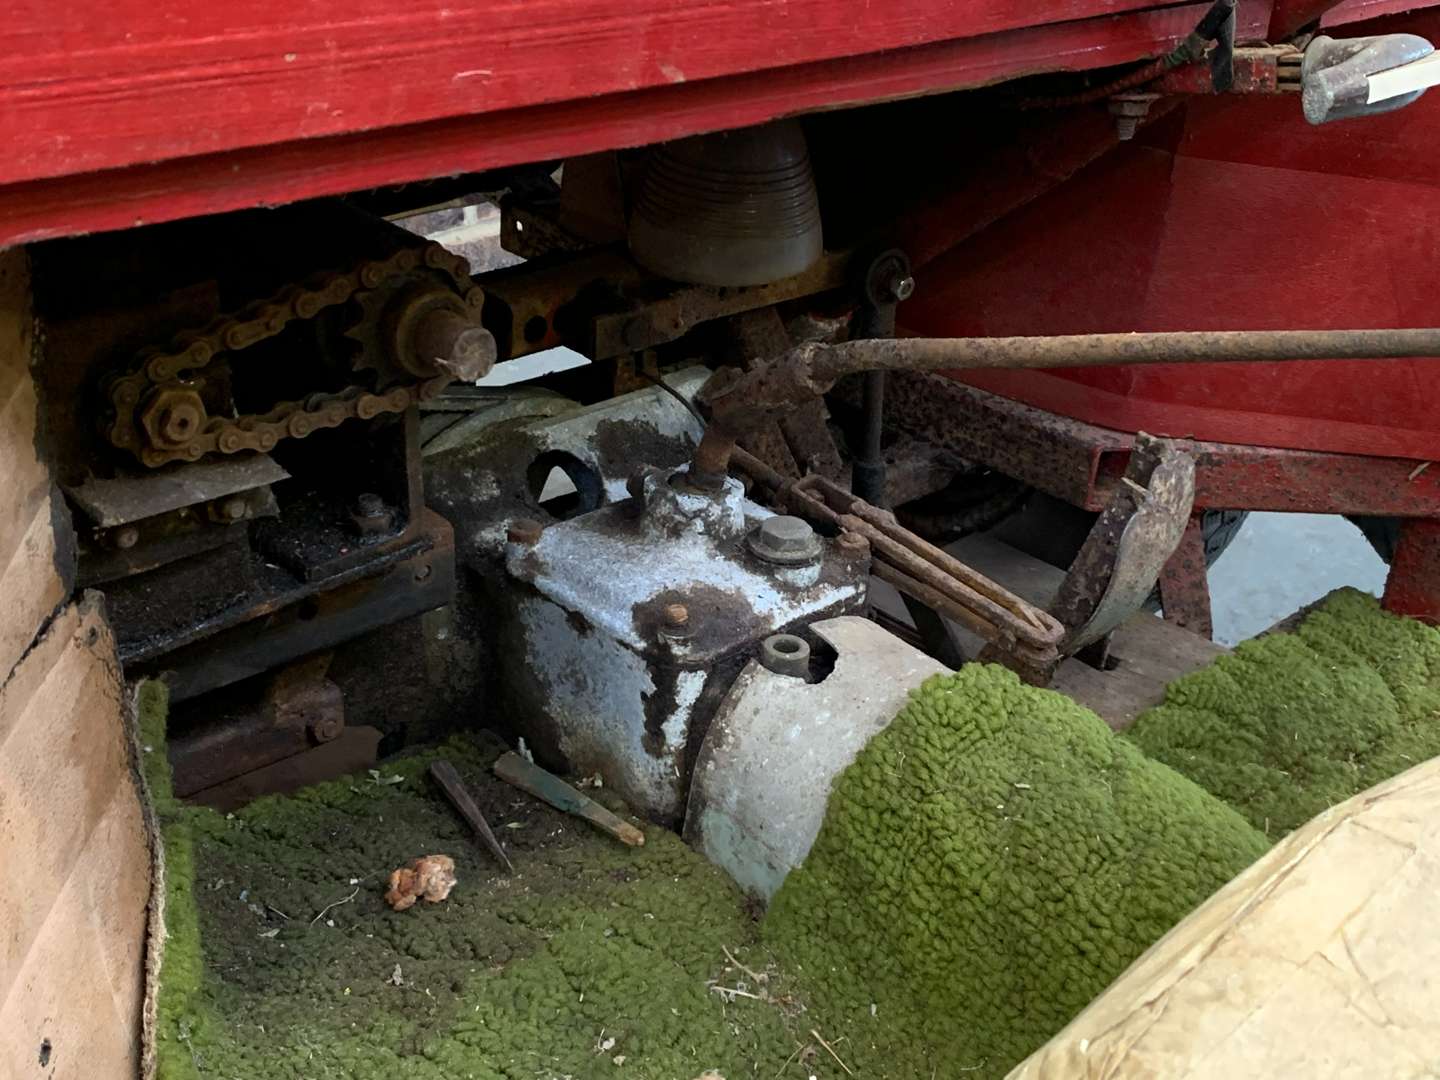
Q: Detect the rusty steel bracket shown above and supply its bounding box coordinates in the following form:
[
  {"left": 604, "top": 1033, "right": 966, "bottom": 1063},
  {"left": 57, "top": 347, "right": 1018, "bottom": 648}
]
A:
[
  {"left": 1157, "top": 513, "right": 1215, "bottom": 639},
  {"left": 732, "top": 447, "right": 1065, "bottom": 672},
  {"left": 1052, "top": 434, "right": 1196, "bottom": 651}
]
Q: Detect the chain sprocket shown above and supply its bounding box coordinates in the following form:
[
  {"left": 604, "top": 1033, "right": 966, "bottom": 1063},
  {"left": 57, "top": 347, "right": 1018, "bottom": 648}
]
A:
[{"left": 105, "top": 242, "right": 484, "bottom": 468}]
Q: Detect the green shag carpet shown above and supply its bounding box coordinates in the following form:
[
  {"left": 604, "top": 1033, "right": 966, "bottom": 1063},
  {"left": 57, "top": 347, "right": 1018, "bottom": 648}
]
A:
[
  {"left": 140, "top": 683, "right": 805, "bottom": 1080},
  {"left": 144, "top": 589, "right": 1440, "bottom": 1080},
  {"left": 1127, "top": 588, "right": 1440, "bottom": 837},
  {"left": 763, "top": 663, "right": 1269, "bottom": 1079}
]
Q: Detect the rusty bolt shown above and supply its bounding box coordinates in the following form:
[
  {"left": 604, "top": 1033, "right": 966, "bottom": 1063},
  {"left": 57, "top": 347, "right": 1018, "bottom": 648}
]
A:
[
  {"left": 1108, "top": 92, "right": 1160, "bottom": 141},
  {"left": 113, "top": 525, "right": 140, "bottom": 550},
  {"left": 351, "top": 492, "right": 395, "bottom": 537},
  {"left": 412, "top": 308, "right": 498, "bottom": 382},
  {"left": 138, "top": 386, "right": 208, "bottom": 450},
  {"left": 308, "top": 712, "right": 344, "bottom": 743},
  {"left": 507, "top": 517, "right": 544, "bottom": 546},
  {"left": 837, "top": 531, "right": 871, "bottom": 557},
  {"left": 663, "top": 603, "right": 690, "bottom": 630}
]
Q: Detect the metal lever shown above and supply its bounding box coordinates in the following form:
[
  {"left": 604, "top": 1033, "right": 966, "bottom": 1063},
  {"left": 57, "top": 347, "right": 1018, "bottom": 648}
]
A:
[{"left": 1302, "top": 33, "right": 1437, "bottom": 124}]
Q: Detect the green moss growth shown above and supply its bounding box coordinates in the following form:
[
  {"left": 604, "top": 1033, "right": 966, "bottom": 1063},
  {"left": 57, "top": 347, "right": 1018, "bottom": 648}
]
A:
[
  {"left": 143, "top": 685, "right": 807, "bottom": 1080},
  {"left": 763, "top": 664, "right": 1270, "bottom": 1079},
  {"left": 1128, "top": 588, "right": 1440, "bottom": 837}
]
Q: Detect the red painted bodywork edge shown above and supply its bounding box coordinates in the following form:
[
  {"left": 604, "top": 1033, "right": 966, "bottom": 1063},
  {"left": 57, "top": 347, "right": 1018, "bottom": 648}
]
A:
[{"left": 0, "top": 3, "right": 1248, "bottom": 248}]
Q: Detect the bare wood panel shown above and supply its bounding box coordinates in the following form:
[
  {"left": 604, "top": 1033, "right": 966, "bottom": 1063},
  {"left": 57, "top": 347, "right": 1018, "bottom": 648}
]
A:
[
  {"left": 0, "top": 249, "right": 67, "bottom": 685},
  {"left": 0, "top": 599, "right": 149, "bottom": 1080}
]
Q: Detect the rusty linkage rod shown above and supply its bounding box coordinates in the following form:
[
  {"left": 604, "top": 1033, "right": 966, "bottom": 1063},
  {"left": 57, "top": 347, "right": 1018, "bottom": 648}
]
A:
[
  {"left": 732, "top": 446, "right": 1065, "bottom": 669},
  {"left": 690, "top": 326, "right": 1440, "bottom": 486}
]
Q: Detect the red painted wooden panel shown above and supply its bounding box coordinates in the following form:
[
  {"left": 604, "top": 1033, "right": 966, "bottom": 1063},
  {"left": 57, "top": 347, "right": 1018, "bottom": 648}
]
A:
[
  {"left": 0, "top": 2, "right": 1267, "bottom": 247},
  {"left": 901, "top": 66, "right": 1440, "bottom": 460},
  {"left": 1, "top": 0, "right": 1248, "bottom": 188}
]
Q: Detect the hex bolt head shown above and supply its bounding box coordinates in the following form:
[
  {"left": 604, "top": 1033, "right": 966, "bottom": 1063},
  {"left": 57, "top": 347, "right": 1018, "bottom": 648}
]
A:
[
  {"left": 747, "top": 514, "right": 823, "bottom": 566},
  {"left": 113, "top": 525, "right": 140, "bottom": 550},
  {"left": 507, "top": 517, "right": 544, "bottom": 546}
]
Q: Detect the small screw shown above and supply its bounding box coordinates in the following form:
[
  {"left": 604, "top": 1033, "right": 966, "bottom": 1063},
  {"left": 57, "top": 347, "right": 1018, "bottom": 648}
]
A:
[
  {"left": 114, "top": 526, "right": 139, "bottom": 550},
  {"left": 507, "top": 518, "right": 544, "bottom": 546}
]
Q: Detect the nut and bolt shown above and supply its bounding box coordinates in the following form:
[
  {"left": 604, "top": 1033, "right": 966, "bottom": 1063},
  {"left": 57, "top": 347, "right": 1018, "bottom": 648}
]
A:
[
  {"left": 138, "top": 387, "right": 208, "bottom": 450},
  {"left": 747, "top": 514, "right": 823, "bottom": 566},
  {"left": 660, "top": 603, "right": 691, "bottom": 638},
  {"left": 506, "top": 517, "right": 545, "bottom": 546},
  {"left": 113, "top": 525, "right": 140, "bottom": 550},
  {"left": 885, "top": 272, "right": 916, "bottom": 303},
  {"left": 351, "top": 492, "right": 395, "bottom": 537},
  {"left": 1108, "top": 92, "right": 1160, "bottom": 141}
]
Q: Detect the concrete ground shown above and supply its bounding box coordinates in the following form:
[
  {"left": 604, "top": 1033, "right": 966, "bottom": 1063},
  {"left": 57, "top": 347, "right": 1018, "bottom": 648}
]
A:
[{"left": 1206, "top": 512, "right": 1389, "bottom": 645}]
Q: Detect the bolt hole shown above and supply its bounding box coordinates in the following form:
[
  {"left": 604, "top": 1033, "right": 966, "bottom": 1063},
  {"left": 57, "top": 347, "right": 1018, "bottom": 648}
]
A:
[
  {"left": 526, "top": 450, "right": 604, "bottom": 521},
  {"left": 774, "top": 638, "right": 801, "bottom": 654},
  {"left": 297, "top": 598, "right": 320, "bottom": 621},
  {"left": 39, "top": 1039, "right": 51, "bottom": 1067},
  {"left": 522, "top": 315, "right": 549, "bottom": 344}
]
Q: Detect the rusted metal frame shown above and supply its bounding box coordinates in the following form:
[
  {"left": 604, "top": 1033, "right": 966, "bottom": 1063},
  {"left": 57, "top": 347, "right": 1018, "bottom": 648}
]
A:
[
  {"left": 1157, "top": 513, "right": 1215, "bottom": 638},
  {"left": 857, "top": 372, "right": 1124, "bottom": 509},
  {"left": 1150, "top": 45, "right": 1301, "bottom": 94},
  {"left": 862, "top": 373, "right": 1440, "bottom": 518},
  {"left": 168, "top": 653, "right": 345, "bottom": 797},
  {"left": 1383, "top": 519, "right": 1440, "bottom": 624},
  {"left": 126, "top": 509, "right": 455, "bottom": 700},
  {"left": 479, "top": 245, "right": 852, "bottom": 363},
  {"left": 696, "top": 327, "right": 1440, "bottom": 484}
]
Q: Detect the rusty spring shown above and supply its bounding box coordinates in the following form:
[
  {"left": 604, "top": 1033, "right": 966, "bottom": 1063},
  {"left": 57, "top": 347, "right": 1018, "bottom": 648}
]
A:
[{"left": 732, "top": 447, "right": 1064, "bottom": 668}]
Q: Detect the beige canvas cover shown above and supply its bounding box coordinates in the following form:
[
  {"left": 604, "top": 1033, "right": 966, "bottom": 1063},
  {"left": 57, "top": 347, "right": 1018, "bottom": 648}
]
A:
[
  {"left": 0, "top": 248, "right": 151, "bottom": 1079},
  {"left": 1009, "top": 753, "right": 1440, "bottom": 1079}
]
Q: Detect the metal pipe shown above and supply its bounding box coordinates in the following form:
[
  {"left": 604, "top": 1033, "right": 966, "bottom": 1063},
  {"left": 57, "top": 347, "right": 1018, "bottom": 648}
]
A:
[
  {"left": 812, "top": 326, "right": 1440, "bottom": 380},
  {"left": 696, "top": 324, "right": 1440, "bottom": 485}
]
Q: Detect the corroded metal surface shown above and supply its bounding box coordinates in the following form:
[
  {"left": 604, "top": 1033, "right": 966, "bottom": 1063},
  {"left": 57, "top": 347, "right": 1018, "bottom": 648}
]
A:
[
  {"left": 1056, "top": 437, "right": 1196, "bottom": 651},
  {"left": 733, "top": 448, "right": 1063, "bottom": 670},
  {"left": 1157, "top": 514, "right": 1215, "bottom": 638},
  {"left": 500, "top": 464, "right": 867, "bottom": 824},
  {"left": 685, "top": 616, "right": 947, "bottom": 900}
]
